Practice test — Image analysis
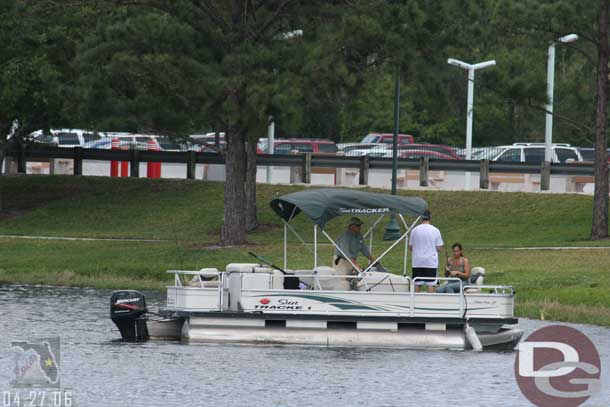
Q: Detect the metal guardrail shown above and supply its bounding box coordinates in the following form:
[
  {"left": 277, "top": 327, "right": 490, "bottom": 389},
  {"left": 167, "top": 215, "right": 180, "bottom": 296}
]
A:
[{"left": 3, "top": 144, "right": 595, "bottom": 188}]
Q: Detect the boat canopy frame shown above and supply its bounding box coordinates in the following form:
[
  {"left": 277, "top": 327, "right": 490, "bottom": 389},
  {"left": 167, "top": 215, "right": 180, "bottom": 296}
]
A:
[{"left": 269, "top": 189, "right": 428, "bottom": 278}]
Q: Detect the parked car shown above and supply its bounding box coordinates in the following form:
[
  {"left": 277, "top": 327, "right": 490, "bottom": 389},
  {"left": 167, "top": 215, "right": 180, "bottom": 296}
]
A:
[
  {"left": 103, "top": 133, "right": 182, "bottom": 151},
  {"left": 454, "top": 146, "right": 510, "bottom": 160},
  {"left": 273, "top": 139, "right": 339, "bottom": 154},
  {"left": 398, "top": 150, "right": 457, "bottom": 160},
  {"left": 578, "top": 147, "right": 610, "bottom": 163},
  {"left": 579, "top": 147, "right": 595, "bottom": 162},
  {"left": 84, "top": 138, "right": 113, "bottom": 149},
  {"left": 394, "top": 143, "right": 460, "bottom": 159},
  {"left": 155, "top": 136, "right": 182, "bottom": 151},
  {"left": 338, "top": 142, "right": 367, "bottom": 152},
  {"left": 361, "top": 133, "right": 414, "bottom": 145},
  {"left": 29, "top": 129, "right": 105, "bottom": 148},
  {"left": 491, "top": 143, "right": 583, "bottom": 164},
  {"left": 189, "top": 132, "right": 225, "bottom": 142},
  {"left": 189, "top": 133, "right": 225, "bottom": 152},
  {"left": 338, "top": 143, "right": 387, "bottom": 157}
]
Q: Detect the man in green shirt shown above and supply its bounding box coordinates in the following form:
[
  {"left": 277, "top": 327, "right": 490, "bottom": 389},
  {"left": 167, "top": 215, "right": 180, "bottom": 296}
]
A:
[{"left": 333, "top": 217, "right": 376, "bottom": 275}]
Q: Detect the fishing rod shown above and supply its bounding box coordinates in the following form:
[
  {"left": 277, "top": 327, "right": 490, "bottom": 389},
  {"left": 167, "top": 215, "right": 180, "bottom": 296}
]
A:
[
  {"left": 247, "top": 251, "right": 307, "bottom": 289},
  {"left": 248, "top": 251, "right": 290, "bottom": 275},
  {"left": 444, "top": 232, "right": 469, "bottom": 319}
]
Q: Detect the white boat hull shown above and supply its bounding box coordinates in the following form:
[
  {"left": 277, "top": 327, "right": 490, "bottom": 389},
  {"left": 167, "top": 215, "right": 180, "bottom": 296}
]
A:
[
  {"left": 171, "top": 314, "right": 523, "bottom": 351},
  {"left": 184, "top": 324, "right": 466, "bottom": 349}
]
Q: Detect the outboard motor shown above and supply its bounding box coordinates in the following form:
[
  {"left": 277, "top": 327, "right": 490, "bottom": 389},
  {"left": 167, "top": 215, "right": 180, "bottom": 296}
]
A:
[{"left": 110, "top": 290, "right": 149, "bottom": 341}]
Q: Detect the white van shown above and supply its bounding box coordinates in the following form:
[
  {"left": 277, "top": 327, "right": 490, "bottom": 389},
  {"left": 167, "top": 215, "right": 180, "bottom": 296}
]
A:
[{"left": 491, "top": 143, "right": 583, "bottom": 164}]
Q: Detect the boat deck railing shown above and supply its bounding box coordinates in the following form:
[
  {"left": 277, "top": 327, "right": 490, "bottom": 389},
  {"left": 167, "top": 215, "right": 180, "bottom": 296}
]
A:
[
  {"left": 165, "top": 270, "right": 515, "bottom": 295},
  {"left": 168, "top": 269, "right": 224, "bottom": 288},
  {"left": 165, "top": 270, "right": 516, "bottom": 318}
]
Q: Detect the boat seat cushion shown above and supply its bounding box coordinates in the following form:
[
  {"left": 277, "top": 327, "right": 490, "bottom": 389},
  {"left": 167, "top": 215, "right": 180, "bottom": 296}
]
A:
[
  {"left": 465, "top": 267, "right": 485, "bottom": 293},
  {"left": 226, "top": 263, "right": 260, "bottom": 273},
  {"left": 469, "top": 267, "right": 485, "bottom": 285},
  {"left": 296, "top": 267, "right": 351, "bottom": 291},
  {"left": 188, "top": 276, "right": 220, "bottom": 288},
  {"left": 188, "top": 268, "right": 221, "bottom": 287},
  {"left": 356, "top": 272, "right": 409, "bottom": 292}
]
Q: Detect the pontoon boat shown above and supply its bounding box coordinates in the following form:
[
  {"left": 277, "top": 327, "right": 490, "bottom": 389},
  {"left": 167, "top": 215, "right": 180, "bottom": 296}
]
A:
[{"left": 110, "top": 189, "right": 523, "bottom": 351}]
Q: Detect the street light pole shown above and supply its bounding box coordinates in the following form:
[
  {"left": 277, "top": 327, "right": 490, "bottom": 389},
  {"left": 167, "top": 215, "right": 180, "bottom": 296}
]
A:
[
  {"left": 391, "top": 66, "right": 400, "bottom": 196},
  {"left": 545, "top": 34, "right": 578, "bottom": 162},
  {"left": 384, "top": 66, "right": 401, "bottom": 241},
  {"left": 448, "top": 58, "right": 496, "bottom": 190},
  {"left": 266, "top": 115, "right": 275, "bottom": 184},
  {"left": 466, "top": 68, "right": 475, "bottom": 161}
]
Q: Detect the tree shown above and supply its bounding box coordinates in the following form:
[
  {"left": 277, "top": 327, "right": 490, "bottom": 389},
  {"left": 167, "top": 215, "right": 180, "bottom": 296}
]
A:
[
  {"left": 6, "top": 0, "right": 608, "bottom": 240},
  {"left": 591, "top": 0, "right": 610, "bottom": 240},
  {"left": 0, "top": 2, "right": 58, "bottom": 145},
  {"left": 70, "top": 8, "right": 209, "bottom": 135},
  {"left": 0, "top": 1, "right": 76, "bottom": 184},
  {"left": 81, "top": 1, "right": 389, "bottom": 244},
  {"left": 495, "top": 0, "right": 609, "bottom": 239},
  {"left": 28, "top": 1, "right": 290, "bottom": 243}
]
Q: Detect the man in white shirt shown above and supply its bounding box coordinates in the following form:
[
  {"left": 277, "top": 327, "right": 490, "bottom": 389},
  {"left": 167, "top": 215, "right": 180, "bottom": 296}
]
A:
[{"left": 409, "top": 209, "right": 443, "bottom": 293}]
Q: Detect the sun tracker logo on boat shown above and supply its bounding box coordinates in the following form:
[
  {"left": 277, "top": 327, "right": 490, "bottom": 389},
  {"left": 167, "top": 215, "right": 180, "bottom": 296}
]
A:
[
  {"left": 338, "top": 207, "right": 390, "bottom": 214},
  {"left": 514, "top": 325, "right": 601, "bottom": 407}
]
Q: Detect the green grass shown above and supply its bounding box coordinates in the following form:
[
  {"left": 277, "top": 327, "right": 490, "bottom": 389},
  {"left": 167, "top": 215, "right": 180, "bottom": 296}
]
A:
[
  {"left": 1, "top": 175, "right": 610, "bottom": 326},
  {"left": 2, "top": 175, "right": 609, "bottom": 246}
]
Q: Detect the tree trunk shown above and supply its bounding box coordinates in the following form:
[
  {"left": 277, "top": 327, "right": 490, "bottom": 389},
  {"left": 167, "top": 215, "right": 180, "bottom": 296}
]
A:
[
  {"left": 220, "top": 127, "right": 248, "bottom": 245},
  {"left": 591, "top": 0, "right": 610, "bottom": 240},
  {"left": 245, "top": 139, "right": 258, "bottom": 231},
  {"left": 0, "top": 145, "right": 5, "bottom": 212}
]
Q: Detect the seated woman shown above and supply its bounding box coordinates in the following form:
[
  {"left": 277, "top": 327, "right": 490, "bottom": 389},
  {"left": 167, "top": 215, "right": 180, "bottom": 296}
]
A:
[{"left": 437, "top": 243, "right": 471, "bottom": 293}]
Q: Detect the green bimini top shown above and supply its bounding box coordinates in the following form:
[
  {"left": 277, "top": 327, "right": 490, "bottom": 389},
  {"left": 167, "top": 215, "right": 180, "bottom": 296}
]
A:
[{"left": 269, "top": 188, "right": 427, "bottom": 228}]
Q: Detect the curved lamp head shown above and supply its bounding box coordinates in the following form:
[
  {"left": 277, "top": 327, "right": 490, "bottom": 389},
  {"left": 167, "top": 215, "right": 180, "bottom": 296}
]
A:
[
  {"left": 448, "top": 58, "right": 496, "bottom": 71},
  {"left": 558, "top": 34, "right": 578, "bottom": 43},
  {"left": 447, "top": 58, "right": 471, "bottom": 70},
  {"left": 472, "top": 60, "right": 496, "bottom": 70}
]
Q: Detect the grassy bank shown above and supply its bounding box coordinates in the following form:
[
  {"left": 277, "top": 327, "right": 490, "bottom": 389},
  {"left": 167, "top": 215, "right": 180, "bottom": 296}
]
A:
[{"left": 1, "top": 175, "right": 609, "bottom": 326}]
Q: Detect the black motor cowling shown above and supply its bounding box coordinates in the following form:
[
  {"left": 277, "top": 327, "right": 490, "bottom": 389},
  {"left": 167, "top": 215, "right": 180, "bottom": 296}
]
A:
[{"left": 110, "top": 290, "right": 149, "bottom": 341}]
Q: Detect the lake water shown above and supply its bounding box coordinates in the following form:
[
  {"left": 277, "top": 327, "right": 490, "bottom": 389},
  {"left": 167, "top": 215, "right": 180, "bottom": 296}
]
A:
[{"left": 0, "top": 285, "right": 608, "bottom": 407}]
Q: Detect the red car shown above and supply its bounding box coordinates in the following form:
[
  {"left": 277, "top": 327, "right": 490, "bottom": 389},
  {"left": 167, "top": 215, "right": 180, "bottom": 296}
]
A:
[
  {"left": 398, "top": 150, "right": 457, "bottom": 160},
  {"left": 361, "top": 133, "right": 415, "bottom": 145},
  {"left": 272, "top": 139, "right": 339, "bottom": 155},
  {"left": 396, "top": 143, "right": 460, "bottom": 159}
]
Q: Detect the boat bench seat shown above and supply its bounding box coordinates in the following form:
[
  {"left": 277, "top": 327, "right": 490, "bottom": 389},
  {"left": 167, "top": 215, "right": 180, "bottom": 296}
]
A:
[
  {"left": 296, "top": 267, "right": 351, "bottom": 291},
  {"left": 226, "top": 263, "right": 284, "bottom": 289},
  {"left": 296, "top": 268, "right": 410, "bottom": 292},
  {"left": 464, "top": 267, "right": 485, "bottom": 293},
  {"left": 189, "top": 268, "right": 221, "bottom": 287},
  {"left": 356, "top": 272, "right": 410, "bottom": 292}
]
